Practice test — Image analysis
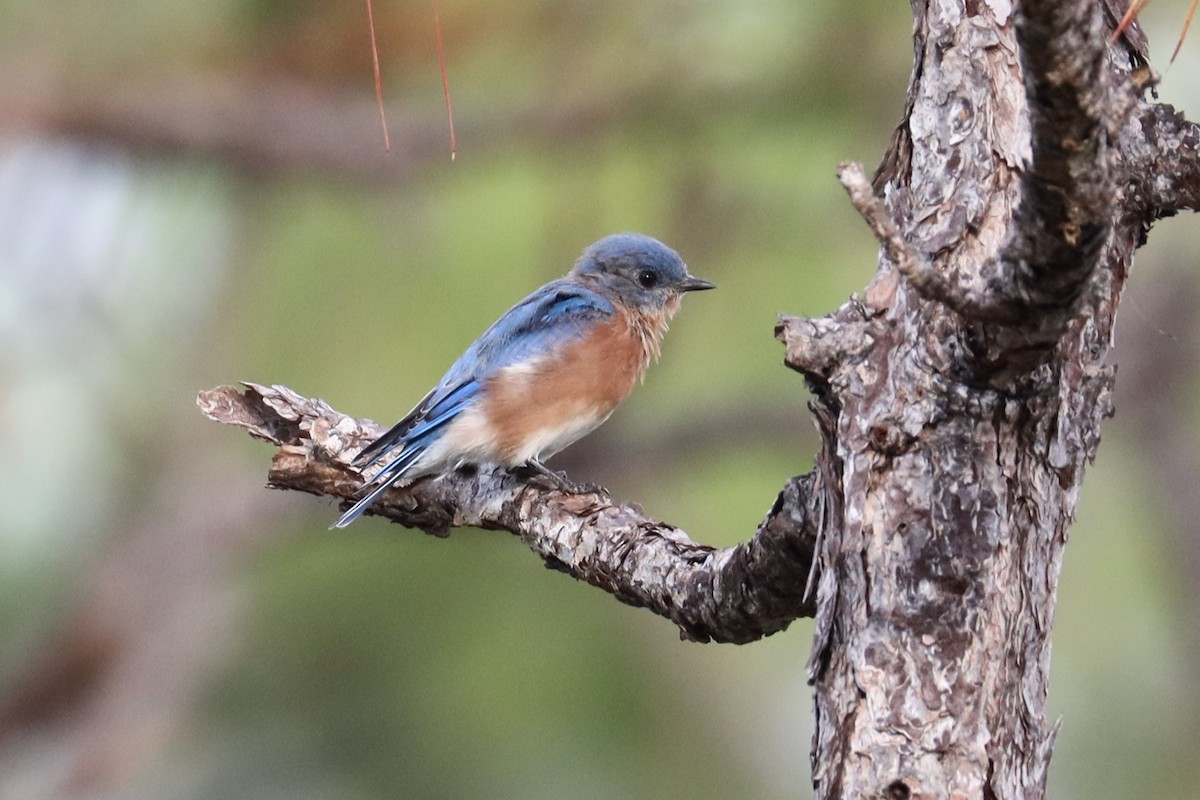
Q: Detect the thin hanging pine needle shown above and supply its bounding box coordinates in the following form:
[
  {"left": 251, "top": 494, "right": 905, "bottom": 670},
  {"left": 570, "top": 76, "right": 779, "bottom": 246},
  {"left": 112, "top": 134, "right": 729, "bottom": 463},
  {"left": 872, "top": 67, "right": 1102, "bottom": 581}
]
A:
[
  {"left": 1170, "top": 0, "right": 1197, "bottom": 62},
  {"left": 433, "top": 0, "right": 456, "bottom": 160},
  {"left": 366, "top": 0, "right": 391, "bottom": 151}
]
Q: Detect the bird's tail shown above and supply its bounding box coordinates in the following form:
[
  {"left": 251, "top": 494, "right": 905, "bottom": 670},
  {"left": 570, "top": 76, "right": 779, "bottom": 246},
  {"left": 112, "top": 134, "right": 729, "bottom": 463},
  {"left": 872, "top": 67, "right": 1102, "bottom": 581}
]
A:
[{"left": 329, "top": 447, "right": 423, "bottom": 529}]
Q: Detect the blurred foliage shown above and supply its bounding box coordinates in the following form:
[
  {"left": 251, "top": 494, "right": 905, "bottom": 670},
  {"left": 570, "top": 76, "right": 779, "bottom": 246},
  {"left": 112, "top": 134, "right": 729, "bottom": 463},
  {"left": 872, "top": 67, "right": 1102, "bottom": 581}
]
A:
[{"left": 0, "top": 1, "right": 1198, "bottom": 799}]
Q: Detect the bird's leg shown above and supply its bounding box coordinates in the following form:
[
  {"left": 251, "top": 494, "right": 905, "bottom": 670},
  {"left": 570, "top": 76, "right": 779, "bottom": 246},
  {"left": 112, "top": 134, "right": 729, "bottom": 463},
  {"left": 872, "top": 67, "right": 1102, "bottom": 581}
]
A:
[{"left": 518, "top": 460, "right": 609, "bottom": 497}]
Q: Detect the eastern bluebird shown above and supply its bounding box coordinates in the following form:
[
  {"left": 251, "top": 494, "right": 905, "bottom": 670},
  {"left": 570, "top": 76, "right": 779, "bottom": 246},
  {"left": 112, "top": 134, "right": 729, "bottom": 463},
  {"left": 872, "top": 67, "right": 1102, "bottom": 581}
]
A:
[{"left": 331, "top": 233, "right": 714, "bottom": 529}]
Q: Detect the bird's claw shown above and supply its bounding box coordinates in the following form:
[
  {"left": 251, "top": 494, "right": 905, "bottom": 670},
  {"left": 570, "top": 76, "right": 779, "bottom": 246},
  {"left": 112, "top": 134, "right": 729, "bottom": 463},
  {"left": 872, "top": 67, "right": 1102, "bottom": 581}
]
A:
[{"left": 518, "top": 462, "right": 609, "bottom": 497}]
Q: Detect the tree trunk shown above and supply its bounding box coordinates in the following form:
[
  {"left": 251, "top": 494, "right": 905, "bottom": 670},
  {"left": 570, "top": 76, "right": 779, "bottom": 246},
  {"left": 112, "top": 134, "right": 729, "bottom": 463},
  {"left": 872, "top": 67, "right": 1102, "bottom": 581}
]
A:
[{"left": 783, "top": 1, "right": 1194, "bottom": 797}]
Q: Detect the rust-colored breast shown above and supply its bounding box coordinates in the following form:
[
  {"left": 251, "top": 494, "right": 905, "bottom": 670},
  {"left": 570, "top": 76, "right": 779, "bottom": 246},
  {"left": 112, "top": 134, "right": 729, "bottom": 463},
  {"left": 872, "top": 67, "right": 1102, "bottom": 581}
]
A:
[{"left": 481, "top": 307, "right": 651, "bottom": 462}]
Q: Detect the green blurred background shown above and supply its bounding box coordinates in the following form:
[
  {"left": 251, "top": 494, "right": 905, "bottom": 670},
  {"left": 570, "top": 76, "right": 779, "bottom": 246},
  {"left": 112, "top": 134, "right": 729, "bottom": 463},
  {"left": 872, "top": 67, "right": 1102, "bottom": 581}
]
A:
[{"left": 0, "top": 1, "right": 1198, "bottom": 798}]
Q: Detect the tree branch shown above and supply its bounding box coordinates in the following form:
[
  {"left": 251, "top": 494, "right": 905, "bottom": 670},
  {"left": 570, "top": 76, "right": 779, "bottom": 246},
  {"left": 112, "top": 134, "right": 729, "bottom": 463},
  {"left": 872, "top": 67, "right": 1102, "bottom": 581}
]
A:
[
  {"left": 852, "top": 0, "right": 1126, "bottom": 385},
  {"left": 1123, "top": 102, "right": 1200, "bottom": 221},
  {"left": 964, "top": 0, "right": 1142, "bottom": 383},
  {"left": 197, "top": 383, "right": 820, "bottom": 644},
  {"left": 836, "top": 162, "right": 1027, "bottom": 324},
  {"left": 1003, "top": 0, "right": 1116, "bottom": 305},
  {"left": 0, "top": 71, "right": 650, "bottom": 182},
  {"left": 961, "top": 0, "right": 1124, "bottom": 381},
  {"left": 838, "top": 0, "right": 1130, "bottom": 376}
]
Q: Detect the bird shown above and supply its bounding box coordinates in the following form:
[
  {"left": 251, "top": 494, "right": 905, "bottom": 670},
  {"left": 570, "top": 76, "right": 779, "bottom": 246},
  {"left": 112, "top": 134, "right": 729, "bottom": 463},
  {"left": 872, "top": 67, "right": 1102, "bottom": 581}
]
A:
[{"left": 330, "top": 233, "right": 714, "bottom": 529}]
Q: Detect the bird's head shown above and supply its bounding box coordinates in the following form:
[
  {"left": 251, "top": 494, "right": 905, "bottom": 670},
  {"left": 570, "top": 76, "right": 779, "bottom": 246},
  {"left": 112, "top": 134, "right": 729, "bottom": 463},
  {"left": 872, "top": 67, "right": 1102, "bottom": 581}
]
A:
[{"left": 571, "top": 233, "right": 715, "bottom": 313}]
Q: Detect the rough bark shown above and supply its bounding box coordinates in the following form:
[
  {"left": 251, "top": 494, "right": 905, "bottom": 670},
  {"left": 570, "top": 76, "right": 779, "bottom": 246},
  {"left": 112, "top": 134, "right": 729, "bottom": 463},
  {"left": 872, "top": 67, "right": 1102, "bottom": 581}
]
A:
[
  {"left": 777, "top": 1, "right": 1193, "bottom": 798},
  {"left": 199, "top": 0, "right": 1200, "bottom": 797}
]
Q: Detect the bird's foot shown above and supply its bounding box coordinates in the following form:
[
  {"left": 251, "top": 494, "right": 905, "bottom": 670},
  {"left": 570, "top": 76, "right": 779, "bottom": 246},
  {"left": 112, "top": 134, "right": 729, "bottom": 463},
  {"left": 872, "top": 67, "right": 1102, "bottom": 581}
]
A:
[{"left": 518, "top": 461, "right": 609, "bottom": 497}]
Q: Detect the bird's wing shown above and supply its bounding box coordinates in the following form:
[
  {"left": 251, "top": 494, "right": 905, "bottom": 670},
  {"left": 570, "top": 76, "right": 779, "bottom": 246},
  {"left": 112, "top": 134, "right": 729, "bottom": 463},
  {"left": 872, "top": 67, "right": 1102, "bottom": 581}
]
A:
[{"left": 353, "top": 280, "right": 615, "bottom": 476}]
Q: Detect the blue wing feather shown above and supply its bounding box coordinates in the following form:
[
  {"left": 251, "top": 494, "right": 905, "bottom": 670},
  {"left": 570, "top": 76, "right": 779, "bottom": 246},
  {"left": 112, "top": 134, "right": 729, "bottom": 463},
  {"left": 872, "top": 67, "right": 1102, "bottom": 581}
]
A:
[{"left": 441, "top": 281, "right": 614, "bottom": 386}]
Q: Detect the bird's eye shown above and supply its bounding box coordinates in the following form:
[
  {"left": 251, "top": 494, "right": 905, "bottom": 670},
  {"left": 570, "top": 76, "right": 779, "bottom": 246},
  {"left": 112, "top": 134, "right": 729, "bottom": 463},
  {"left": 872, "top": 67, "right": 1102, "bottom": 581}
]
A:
[{"left": 636, "top": 269, "right": 659, "bottom": 289}]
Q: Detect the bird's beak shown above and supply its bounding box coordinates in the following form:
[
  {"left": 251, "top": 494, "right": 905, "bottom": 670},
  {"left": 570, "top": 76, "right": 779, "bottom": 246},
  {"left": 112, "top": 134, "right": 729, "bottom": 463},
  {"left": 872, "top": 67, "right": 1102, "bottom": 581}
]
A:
[{"left": 680, "top": 275, "right": 716, "bottom": 292}]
